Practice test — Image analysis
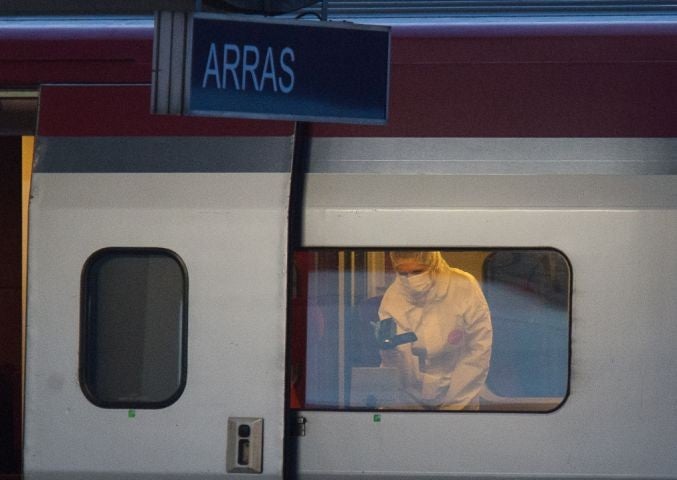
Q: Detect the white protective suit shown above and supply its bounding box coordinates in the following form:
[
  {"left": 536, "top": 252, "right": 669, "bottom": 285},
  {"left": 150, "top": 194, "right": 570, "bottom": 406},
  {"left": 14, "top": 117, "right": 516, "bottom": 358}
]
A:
[{"left": 378, "top": 254, "right": 492, "bottom": 410}]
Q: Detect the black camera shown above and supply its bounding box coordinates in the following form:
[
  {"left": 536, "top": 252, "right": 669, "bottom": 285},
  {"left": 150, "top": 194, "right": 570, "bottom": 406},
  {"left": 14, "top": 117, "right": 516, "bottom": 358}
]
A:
[{"left": 373, "top": 318, "right": 417, "bottom": 350}]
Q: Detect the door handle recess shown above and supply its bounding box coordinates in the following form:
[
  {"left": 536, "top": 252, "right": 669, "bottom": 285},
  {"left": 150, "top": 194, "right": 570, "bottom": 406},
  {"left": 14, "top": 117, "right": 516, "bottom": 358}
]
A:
[{"left": 227, "top": 417, "right": 263, "bottom": 474}]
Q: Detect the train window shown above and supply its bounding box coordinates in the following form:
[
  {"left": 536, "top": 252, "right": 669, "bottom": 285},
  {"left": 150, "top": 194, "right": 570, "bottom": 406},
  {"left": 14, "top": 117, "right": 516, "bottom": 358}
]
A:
[
  {"left": 290, "top": 249, "right": 570, "bottom": 413},
  {"left": 80, "top": 248, "right": 188, "bottom": 409}
]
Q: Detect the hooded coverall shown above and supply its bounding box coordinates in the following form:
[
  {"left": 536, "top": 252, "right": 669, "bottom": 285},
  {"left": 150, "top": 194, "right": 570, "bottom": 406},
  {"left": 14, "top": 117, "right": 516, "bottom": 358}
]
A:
[{"left": 379, "top": 261, "right": 492, "bottom": 410}]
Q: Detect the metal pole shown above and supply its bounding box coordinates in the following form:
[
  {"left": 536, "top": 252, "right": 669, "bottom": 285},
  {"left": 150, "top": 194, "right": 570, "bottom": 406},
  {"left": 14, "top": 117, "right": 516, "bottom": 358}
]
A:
[{"left": 321, "top": 0, "right": 328, "bottom": 21}]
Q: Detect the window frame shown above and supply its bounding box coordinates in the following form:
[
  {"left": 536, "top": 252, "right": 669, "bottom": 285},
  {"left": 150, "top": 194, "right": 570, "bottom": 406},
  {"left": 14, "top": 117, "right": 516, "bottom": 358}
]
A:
[
  {"left": 290, "top": 246, "right": 573, "bottom": 414},
  {"left": 79, "top": 247, "right": 189, "bottom": 409}
]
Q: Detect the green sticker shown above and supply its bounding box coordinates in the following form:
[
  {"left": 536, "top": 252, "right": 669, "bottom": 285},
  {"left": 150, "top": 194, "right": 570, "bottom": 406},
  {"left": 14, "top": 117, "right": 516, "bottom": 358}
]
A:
[
  {"left": 373, "top": 414, "right": 381, "bottom": 423},
  {"left": 128, "top": 409, "right": 136, "bottom": 418}
]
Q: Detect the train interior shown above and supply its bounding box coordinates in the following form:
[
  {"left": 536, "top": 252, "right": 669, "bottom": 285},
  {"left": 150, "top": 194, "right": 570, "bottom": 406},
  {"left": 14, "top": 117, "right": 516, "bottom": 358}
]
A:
[{"left": 0, "top": 130, "right": 33, "bottom": 475}]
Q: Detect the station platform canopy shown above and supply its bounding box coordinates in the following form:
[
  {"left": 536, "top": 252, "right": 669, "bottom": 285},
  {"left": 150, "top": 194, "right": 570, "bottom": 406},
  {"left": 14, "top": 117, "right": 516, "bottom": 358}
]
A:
[{"left": 3, "top": 0, "right": 677, "bottom": 19}]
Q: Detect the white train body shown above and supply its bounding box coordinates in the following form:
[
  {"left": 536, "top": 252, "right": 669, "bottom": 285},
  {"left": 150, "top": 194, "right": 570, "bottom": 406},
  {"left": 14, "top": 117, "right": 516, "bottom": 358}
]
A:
[{"left": 11, "top": 16, "right": 677, "bottom": 480}]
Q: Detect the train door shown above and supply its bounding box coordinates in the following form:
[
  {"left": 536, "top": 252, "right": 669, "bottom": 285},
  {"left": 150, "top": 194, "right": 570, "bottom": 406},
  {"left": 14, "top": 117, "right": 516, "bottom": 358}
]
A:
[{"left": 24, "top": 84, "right": 294, "bottom": 479}]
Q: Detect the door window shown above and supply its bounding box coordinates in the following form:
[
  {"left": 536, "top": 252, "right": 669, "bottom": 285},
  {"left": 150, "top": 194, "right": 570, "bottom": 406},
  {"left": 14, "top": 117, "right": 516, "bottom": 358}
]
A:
[{"left": 80, "top": 248, "right": 188, "bottom": 408}]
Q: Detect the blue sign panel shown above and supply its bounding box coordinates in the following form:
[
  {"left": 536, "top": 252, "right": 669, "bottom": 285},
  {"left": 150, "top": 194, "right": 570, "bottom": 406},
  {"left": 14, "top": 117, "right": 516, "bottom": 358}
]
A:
[{"left": 186, "top": 14, "right": 390, "bottom": 124}]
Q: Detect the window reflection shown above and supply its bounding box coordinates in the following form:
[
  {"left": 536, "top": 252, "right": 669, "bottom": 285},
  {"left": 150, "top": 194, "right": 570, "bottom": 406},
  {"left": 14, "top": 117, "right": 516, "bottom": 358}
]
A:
[
  {"left": 483, "top": 251, "right": 570, "bottom": 405},
  {"left": 290, "top": 249, "right": 570, "bottom": 413}
]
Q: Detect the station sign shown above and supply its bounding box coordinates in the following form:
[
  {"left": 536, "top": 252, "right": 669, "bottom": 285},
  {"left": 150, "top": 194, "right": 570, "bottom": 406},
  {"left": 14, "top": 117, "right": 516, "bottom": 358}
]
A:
[{"left": 152, "top": 12, "right": 390, "bottom": 124}]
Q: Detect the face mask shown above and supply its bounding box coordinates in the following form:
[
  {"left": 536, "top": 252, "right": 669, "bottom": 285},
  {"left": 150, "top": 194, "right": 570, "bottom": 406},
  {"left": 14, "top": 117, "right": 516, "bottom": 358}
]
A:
[{"left": 401, "top": 270, "right": 433, "bottom": 294}]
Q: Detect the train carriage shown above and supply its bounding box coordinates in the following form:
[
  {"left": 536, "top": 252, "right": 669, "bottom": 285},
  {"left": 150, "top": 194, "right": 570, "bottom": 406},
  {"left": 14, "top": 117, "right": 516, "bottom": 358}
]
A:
[{"left": 0, "top": 5, "right": 676, "bottom": 479}]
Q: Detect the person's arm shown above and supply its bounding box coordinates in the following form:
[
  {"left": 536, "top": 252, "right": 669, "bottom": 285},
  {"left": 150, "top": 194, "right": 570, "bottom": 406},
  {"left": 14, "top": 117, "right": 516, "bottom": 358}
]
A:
[{"left": 445, "top": 281, "right": 492, "bottom": 409}]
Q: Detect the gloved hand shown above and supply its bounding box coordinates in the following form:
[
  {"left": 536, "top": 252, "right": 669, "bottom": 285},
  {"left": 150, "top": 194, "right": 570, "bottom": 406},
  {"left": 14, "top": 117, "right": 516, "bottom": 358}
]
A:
[{"left": 372, "top": 318, "right": 417, "bottom": 350}]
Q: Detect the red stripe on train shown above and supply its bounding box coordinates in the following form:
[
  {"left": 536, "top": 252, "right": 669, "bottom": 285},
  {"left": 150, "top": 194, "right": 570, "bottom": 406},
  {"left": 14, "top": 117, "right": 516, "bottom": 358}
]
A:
[
  {"left": 38, "top": 85, "right": 294, "bottom": 137},
  {"left": 28, "top": 25, "right": 677, "bottom": 137}
]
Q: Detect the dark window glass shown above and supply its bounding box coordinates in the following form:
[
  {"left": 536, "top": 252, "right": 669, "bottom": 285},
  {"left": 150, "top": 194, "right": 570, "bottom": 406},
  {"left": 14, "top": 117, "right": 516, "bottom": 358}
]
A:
[{"left": 80, "top": 248, "right": 188, "bottom": 408}]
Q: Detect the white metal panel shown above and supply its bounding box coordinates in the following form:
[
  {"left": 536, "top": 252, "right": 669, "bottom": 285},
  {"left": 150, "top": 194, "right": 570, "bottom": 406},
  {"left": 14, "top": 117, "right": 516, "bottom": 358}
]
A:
[
  {"left": 25, "top": 171, "right": 290, "bottom": 479},
  {"left": 298, "top": 173, "right": 677, "bottom": 479},
  {"left": 306, "top": 138, "right": 677, "bottom": 175}
]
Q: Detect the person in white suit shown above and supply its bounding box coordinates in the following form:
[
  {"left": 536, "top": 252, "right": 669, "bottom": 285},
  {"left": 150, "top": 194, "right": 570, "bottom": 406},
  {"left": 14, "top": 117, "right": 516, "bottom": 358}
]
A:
[{"left": 379, "top": 251, "right": 492, "bottom": 410}]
